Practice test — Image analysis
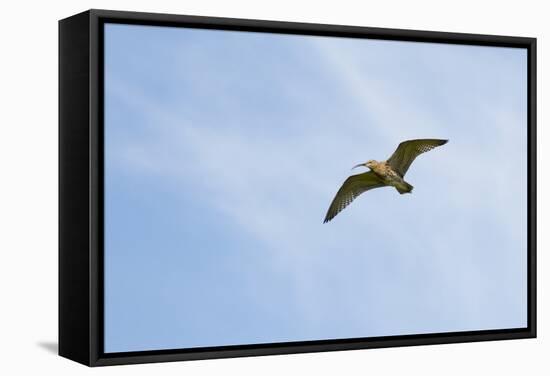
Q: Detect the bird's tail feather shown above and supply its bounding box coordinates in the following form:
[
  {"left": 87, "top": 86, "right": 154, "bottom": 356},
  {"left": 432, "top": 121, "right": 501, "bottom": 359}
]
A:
[{"left": 396, "top": 182, "right": 414, "bottom": 194}]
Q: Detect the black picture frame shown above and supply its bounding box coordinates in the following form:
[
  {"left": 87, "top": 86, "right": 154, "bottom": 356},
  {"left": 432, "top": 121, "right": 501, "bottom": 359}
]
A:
[{"left": 59, "top": 9, "right": 537, "bottom": 367}]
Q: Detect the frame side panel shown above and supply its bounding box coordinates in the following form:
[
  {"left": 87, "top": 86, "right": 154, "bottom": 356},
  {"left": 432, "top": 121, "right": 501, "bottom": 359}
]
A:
[
  {"left": 59, "top": 11, "right": 92, "bottom": 366},
  {"left": 528, "top": 39, "right": 537, "bottom": 337}
]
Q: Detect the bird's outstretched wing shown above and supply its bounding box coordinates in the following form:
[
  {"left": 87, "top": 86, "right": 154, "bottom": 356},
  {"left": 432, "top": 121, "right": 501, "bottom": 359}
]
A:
[
  {"left": 323, "top": 171, "right": 385, "bottom": 223},
  {"left": 386, "top": 139, "right": 448, "bottom": 177}
]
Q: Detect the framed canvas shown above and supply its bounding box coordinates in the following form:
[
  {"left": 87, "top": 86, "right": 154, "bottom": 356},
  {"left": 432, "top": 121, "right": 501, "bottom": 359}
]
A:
[{"left": 59, "top": 9, "right": 537, "bottom": 366}]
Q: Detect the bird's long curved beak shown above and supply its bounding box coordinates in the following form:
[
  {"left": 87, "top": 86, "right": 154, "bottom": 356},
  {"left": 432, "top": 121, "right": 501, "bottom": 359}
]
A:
[{"left": 351, "top": 163, "right": 365, "bottom": 170}]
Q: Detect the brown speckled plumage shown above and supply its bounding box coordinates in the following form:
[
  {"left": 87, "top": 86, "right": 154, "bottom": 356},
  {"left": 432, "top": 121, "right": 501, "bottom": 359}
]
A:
[{"left": 323, "top": 139, "right": 448, "bottom": 223}]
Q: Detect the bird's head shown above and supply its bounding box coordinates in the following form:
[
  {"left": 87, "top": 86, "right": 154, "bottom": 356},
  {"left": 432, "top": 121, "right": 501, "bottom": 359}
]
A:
[{"left": 353, "top": 160, "right": 377, "bottom": 170}]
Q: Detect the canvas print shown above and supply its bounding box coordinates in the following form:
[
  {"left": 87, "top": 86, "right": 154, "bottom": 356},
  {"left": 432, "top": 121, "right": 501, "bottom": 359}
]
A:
[{"left": 103, "top": 23, "right": 527, "bottom": 353}]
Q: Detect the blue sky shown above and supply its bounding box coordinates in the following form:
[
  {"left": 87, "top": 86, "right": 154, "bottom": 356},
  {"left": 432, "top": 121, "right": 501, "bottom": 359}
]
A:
[{"left": 103, "top": 23, "right": 528, "bottom": 353}]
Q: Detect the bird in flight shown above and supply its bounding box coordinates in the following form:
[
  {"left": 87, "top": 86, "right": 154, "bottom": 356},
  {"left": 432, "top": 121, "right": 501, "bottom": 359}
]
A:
[{"left": 323, "top": 138, "right": 448, "bottom": 223}]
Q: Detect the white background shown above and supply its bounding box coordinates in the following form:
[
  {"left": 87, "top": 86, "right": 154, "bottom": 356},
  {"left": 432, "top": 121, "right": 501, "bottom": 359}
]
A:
[{"left": 0, "top": 0, "right": 547, "bottom": 374}]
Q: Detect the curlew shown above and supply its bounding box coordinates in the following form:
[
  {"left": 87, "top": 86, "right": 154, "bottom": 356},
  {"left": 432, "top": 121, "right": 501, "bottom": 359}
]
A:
[{"left": 323, "top": 139, "right": 448, "bottom": 223}]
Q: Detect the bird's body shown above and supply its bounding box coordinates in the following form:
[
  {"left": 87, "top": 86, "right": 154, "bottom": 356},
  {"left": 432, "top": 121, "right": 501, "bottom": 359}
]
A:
[
  {"left": 366, "top": 160, "right": 413, "bottom": 194},
  {"left": 323, "top": 138, "right": 448, "bottom": 223}
]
